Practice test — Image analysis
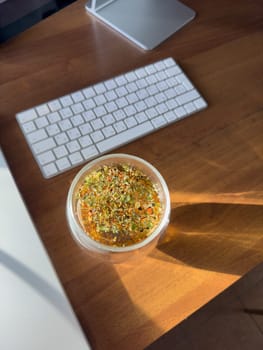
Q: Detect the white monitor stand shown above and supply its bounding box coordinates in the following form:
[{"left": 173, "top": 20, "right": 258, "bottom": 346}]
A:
[{"left": 86, "top": 0, "right": 196, "bottom": 50}]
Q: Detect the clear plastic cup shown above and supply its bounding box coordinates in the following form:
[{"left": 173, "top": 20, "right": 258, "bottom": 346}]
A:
[{"left": 66, "top": 154, "right": 170, "bottom": 263}]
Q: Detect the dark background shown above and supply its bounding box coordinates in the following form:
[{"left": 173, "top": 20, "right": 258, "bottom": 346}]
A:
[{"left": 0, "top": 0, "right": 77, "bottom": 42}]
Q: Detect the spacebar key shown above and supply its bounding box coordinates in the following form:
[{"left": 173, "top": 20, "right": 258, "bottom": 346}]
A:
[{"left": 97, "top": 121, "right": 154, "bottom": 153}]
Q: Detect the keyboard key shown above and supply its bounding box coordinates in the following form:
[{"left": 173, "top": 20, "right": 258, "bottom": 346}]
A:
[
  {"left": 136, "top": 88, "right": 149, "bottom": 100},
  {"left": 104, "top": 79, "right": 117, "bottom": 90},
  {"left": 35, "top": 116, "right": 49, "bottom": 129},
  {"left": 94, "top": 94, "right": 107, "bottom": 106},
  {"left": 184, "top": 102, "right": 197, "bottom": 114},
  {"left": 165, "top": 65, "right": 181, "bottom": 77},
  {"left": 145, "top": 96, "right": 157, "bottom": 108},
  {"left": 175, "top": 84, "right": 187, "bottom": 95},
  {"left": 94, "top": 83, "right": 106, "bottom": 94},
  {"left": 43, "top": 163, "right": 58, "bottom": 177},
  {"left": 47, "top": 112, "right": 60, "bottom": 124},
  {"left": 82, "top": 110, "right": 96, "bottom": 122},
  {"left": 163, "top": 57, "right": 177, "bottom": 67},
  {"left": 60, "top": 107, "right": 73, "bottom": 119},
  {"left": 17, "top": 109, "right": 38, "bottom": 123},
  {"left": 83, "top": 87, "right": 96, "bottom": 99},
  {"left": 27, "top": 129, "right": 47, "bottom": 144},
  {"left": 166, "top": 99, "right": 178, "bottom": 110},
  {"left": 176, "top": 90, "right": 200, "bottom": 105},
  {"left": 32, "top": 138, "right": 56, "bottom": 154},
  {"left": 105, "top": 101, "right": 118, "bottom": 113},
  {"left": 71, "top": 91, "right": 85, "bottom": 103},
  {"left": 97, "top": 121, "right": 153, "bottom": 153},
  {"left": 146, "top": 74, "right": 158, "bottom": 85},
  {"left": 79, "top": 135, "right": 93, "bottom": 147},
  {"left": 115, "top": 75, "right": 127, "bottom": 86},
  {"left": 156, "top": 103, "right": 168, "bottom": 114},
  {"left": 136, "top": 78, "right": 148, "bottom": 89},
  {"left": 152, "top": 116, "right": 167, "bottom": 128},
  {"left": 126, "top": 93, "right": 139, "bottom": 104},
  {"left": 135, "top": 100, "right": 147, "bottom": 112},
  {"left": 46, "top": 123, "right": 60, "bottom": 136},
  {"left": 59, "top": 119, "right": 72, "bottom": 131},
  {"left": 36, "top": 104, "right": 50, "bottom": 116},
  {"left": 102, "top": 114, "right": 115, "bottom": 125},
  {"left": 147, "top": 85, "right": 159, "bottom": 95},
  {"left": 67, "top": 127, "right": 81, "bottom": 140},
  {"left": 105, "top": 90, "right": 118, "bottom": 101},
  {"left": 54, "top": 145, "right": 68, "bottom": 158},
  {"left": 154, "top": 60, "right": 166, "bottom": 71},
  {"left": 194, "top": 98, "right": 207, "bottom": 109},
  {"left": 81, "top": 145, "right": 99, "bottom": 160},
  {"left": 71, "top": 114, "right": 84, "bottom": 127},
  {"left": 83, "top": 98, "right": 96, "bottom": 110},
  {"left": 60, "top": 95, "right": 73, "bottom": 107},
  {"left": 126, "top": 82, "right": 137, "bottom": 93},
  {"left": 114, "top": 121, "right": 126, "bottom": 133},
  {"left": 125, "top": 71, "right": 138, "bottom": 81},
  {"left": 116, "top": 97, "right": 128, "bottom": 108},
  {"left": 114, "top": 110, "right": 126, "bottom": 121},
  {"left": 91, "top": 119, "right": 104, "bottom": 130},
  {"left": 164, "top": 110, "right": 178, "bottom": 122},
  {"left": 145, "top": 64, "right": 157, "bottom": 74},
  {"left": 155, "top": 71, "right": 166, "bottom": 82},
  {"left": 156, "top": 81, "right": 169, "bottom": 91},
  {"left": 134, "top": 68, "right": 147, "bottom": 79},
  {"left": 94, "top": 106, "right": 106, "bottom": 118},
  {"left": 55, "top": 132, "right": 69, "bottom": 145},
  {"left": 165, "top": 88, "right": 177, "bottom": 99},
  {"left": 155, "top": 92, "right": 167, "bottom": 103},
  {"left": 102, "top": 125, "right": 116, "bottom": 138},
  {"left": 145, "top": 107, "right": 158, "bottom": 119},
  {"left": 124, "top": 105, "right": 136, "bottom": 117},
  {"left": 176, "top": 73, "right": 194, "bottom": 90},
  {"left": 79, "top": 123, "right": 93, "bottom": 135},
  {"left": 37, "top": 150, "right": 55, "bottom": 165},
  {"left": 115, "top": 86, "right": 128, "bottom": 97},
  {"left": 67, "top": 140, "right": 81, "bottom": 153},
  {"left": 125, "top": 116, "right": 137, "bottom": 128},
  {"left": 174, "top": 106, "right": 188, "bottom": 118},
  {"left": 56, "top": 157, "right": 71, "bottom": 171},
  {"left": 71, "top": 103, "right": 84, "bottom": 114},
  {"left": 135, "top": 112, "right": 148, "bottom": 124},
  {"left": 48, "top": 99, "right": 62, "bottom": 112},
  {"left": 22, "top": 121, "right": 36, "bottom": 134},
  {"left": 91, "top": 130, "right": 104, "bottom": 143},
  {"left": 166, "top": 77, "right": 178, "bottom": 88},
  {"left": 69, "top": 152, "right": 83, "bottom": 165}
]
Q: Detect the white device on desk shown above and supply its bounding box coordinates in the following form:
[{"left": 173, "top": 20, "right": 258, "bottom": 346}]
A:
[
  {"left": 16, "top": 57, "right": 207, "bottom": 179},
  {"left": 86, "top": 0, "right": 196, "bottom": 50},
  {"left": 0, "top": 149, "right": 91, "bottom": 350}
]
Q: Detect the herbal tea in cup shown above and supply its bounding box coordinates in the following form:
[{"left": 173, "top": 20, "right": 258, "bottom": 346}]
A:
[{"left": 66, "top": 154, "right": 170, "bottom": 262}]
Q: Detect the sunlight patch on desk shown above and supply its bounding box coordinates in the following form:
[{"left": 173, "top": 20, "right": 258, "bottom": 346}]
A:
[
  {"left": 115, "top": 250, "right": 239, "bottom": 333},
  {"left": 170, "top": 190, "right": 263, "bottom": 207}
]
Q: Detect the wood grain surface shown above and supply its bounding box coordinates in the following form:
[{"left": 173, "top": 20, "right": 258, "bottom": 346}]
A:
[{"left": 0, "top": 1, "right": 263, "bottom": 349}]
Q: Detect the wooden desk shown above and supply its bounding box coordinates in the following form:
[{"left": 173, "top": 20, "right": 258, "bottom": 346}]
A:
[{"left": 1, "top": 1, "right": 263, "bottom": 349}]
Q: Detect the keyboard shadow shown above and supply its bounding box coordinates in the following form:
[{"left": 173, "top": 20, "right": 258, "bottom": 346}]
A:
[{"left": 153, "top": 202, "right": 263, "bottom": 275}]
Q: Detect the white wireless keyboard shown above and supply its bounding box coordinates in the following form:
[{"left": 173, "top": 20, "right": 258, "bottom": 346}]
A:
[{"left": 16, "top": 57, "right": 207, "bottom": 178}]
